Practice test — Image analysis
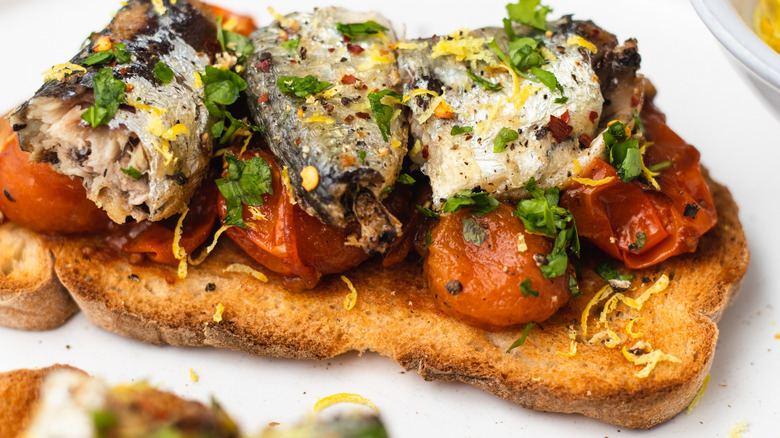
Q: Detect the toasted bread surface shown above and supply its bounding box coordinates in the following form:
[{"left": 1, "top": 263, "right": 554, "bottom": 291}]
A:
[
  {"left": 0, "top": 364, "right": 85, "bottom": 438},
  {"left": 0, "top": 223, "right": 78, "bottom": 330},
  {"left": 48, "top": 170, "right": 748, "bottom": 429}
]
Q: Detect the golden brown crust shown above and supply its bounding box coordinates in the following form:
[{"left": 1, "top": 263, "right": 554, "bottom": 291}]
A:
[
  {"left": 47, "top": 171, "right": 749, "bottom": 428},
  {"left": 0, "top": 365, "right": 85, "bottom": 438},
  {"left": 0, "top": 223, "right": 78, "bottom": 331}
]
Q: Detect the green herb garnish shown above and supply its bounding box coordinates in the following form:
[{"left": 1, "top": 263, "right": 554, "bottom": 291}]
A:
[
  {"left": 277, "top": 75, "right": 333, "bottom": 99},
  {"left": 415, "top": 204, "right": 441, "bottom": 219},
  {"left": 358, "top": 150, "right": 367, "bottom": 163},
  {"left": 443, "top": 189, "right": 500, "bottom": 217},
  {"left": 554, "top": 96, "right": 569, "bottom": 104},
  {"left": 154, "top": 61, "right": 174, "bottom": 84},
  {"left": 281, "top": 39, "right": 300, "bottom": 52},
  {"left": 368, "top": 89, "right": 402, "bottom": 142},
  {"left": 450, "top": 125, "right": 474, "bottom": 135},
  {"left": 216, "top": 17, "right": 254, "bottom": 63},
  {"left": 201, "top": 65, "right": 247, "bottom": 117},
  {"left": 494, "top": 127, "right": 520, "bottom": 153},
  {"left": 93, "top": 410, "right": 117, "bottom": 438},
  {"left": 462, "top": 217, "right": 488, "bottom": 247},
  {"left": 633, "top": 109, "right": 646, "bottom": 136},
  {"left": 520, "top": 279, "right": 539, "bottom": 297},
  {"left": 506, "top": 322, "right": 536, "bottom": 352},
  {"left": 216, "top": 154, "right": 273, "bottom": 228},
  {"left": 121, "top": 166, "right": 143, "bottom": 180},
  {"left": 603, "top": 121, "right": 643, "bottom": 182},
  {"left": 81, "top": 68, "right": 126, "bottom": 128},
  {"left": 595, "top": 262, "right": 635, "bottom": 283},
  {"left": 506, "top": 0, "right": 553, "bottom": 31},
  {"left": 336, "top": 21, "right": 389, "bottom": 39},
  {"left": 424, "top": 230, "right": 433, "bottom": 253},
  {"left": 530, "top": 66, "right": 562, "bottom": 93},
  {"left": 628, "top": 232, "right": 646, "bottom": 253},
  {"left": 81, "top": 43, "right": 131, "bottom": 66},
  {"left": 648, "top": 160, "right": 672, "bottom": 172},
  {"left": 467, "top": 68, "right": 503, "bottom": 91},
  {"left": 568, "top": 274, "right": 581, "bottom": 297},
  {"left": 397, "top": 173, "right": 416, "bottom": 185}
]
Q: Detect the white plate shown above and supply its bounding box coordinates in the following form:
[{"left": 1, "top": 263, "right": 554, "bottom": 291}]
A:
[{"left": 0, "top": 1, "right": 778, "bottom": 437}]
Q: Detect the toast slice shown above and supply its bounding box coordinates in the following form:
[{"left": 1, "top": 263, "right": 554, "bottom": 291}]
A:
[
  {"left": 0, "top": 222, "right": 78, "bottom": 330},
  {"left": 0, "top": 364, "right": 86, "bottom": 438},
  {"left": 48, "top": 170, "right": 748, "bottom": 429}
]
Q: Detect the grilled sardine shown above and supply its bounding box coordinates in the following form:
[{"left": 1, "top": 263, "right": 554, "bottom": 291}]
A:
[
  {"left": 244, "top": 8, "right": 408, "bottom": 253},
  {"left": 10, "top": 0, "right": 218, "bottom": 223},
  {"left": 397, "top": 18, "right": 643, "bottom": 207}
]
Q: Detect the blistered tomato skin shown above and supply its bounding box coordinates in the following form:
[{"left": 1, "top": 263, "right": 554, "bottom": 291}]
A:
[{"left": 424, "top": 204, "right": 571, "bottom": 331}]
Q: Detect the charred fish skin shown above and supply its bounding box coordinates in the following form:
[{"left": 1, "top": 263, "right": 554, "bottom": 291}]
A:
[
  {"left": 245, "top": 8, "right": 408, "bottom": 252},
  {"left": 397, "top": 18, "right": 642, "bottom": 207},
  {"left": 10, "top": 0, "right": 218, "bottom": 224}
]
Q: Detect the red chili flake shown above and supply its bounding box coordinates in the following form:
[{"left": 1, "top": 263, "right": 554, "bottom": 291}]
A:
[
  {"left": 328, "top": 48, "right": 335, "bottom": 53},
  {"left": 421, "top": 145, "right": 430, "bottom": 159},
  {"left": 120, "top": 67, "right": 130, "bottom": 75},
  {"left": 578, "top": 134, "right": 593, "bottom": 149},
  {"left": 256, "top": 60, "right": 271, "bottom": 72},
  {"left": 343, "top": 35, "right": 352, "bottom": 43},
  {"left": 589, "top": 111, "right": 599, "bottom": 123},
  {"left": 347, "top": 43, "right": 364, "bottom": 55},
  {"left": 257, "top": 94, "right": 269, "bottom": 104},
  {"left": 295, "top": 137, "right": 301, "bottom": 146},
  {"left": 547, "top": 113, "right": 574, "bottom": 143},
  {"left": 344, "top": 115, "right": 356, "bottom": 123},
  {"left": 341, "top": 74, "right": 357, "bottom": 85},
  {"left": 355, "top": 112, "right": 371, "bottom": 120},
  {"left": 358, "top": 84, "right": 368, "bottom": 91},
  {"left": 560, "top": 110, "right": 570, "bottom": 124}
]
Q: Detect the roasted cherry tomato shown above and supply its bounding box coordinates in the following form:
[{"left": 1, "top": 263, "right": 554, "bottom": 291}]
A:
[
  {"left": 209, "top": 5, "right": 258, "bottom": 37},
  {"left": 217, "top": 150, "right": 369, "bottom": 289},
  {"left": 561, "top": 101, "right": 717, "bottom": 269},
  {"left": 424, "top": 204, "right": 571, "bottom": 331},
  {"left": 121, "top": 177, "right": 218, "bottom": 265},
  {"left": 0, "top": 119, "right": 110, "bottom": 234}
]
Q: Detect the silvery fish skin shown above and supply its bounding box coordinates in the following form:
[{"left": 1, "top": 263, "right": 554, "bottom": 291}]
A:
[
  {"left": 9, "top": 0, "right": 217, "bottom": 223},
  {"left": 397, "top": 18, "right": 643, "bottom": 207},
  {"left": 245, "top": 8, "right": 408, "bottom": 253}
]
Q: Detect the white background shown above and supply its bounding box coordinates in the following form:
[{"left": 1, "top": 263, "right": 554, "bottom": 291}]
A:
[{"left": 0, "top": 0, "right": 778, "bottom": 437}]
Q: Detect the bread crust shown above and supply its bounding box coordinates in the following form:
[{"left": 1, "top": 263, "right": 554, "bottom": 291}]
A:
[
  {"left": 0, "top": 364, "right": 86, "bottom": 438},
  {"left": 47, "top": 170, "right": 748, "bottom": 428},
  {"left": 0, "top": 223, "right": 78, "bottom": 330}
]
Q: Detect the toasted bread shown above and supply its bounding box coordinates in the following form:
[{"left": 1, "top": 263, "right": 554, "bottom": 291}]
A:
[
  {"left": 39, "top": 170, "right": 747, "bottom": 429},
  {"left": 0, "top": 364, "right": 86, "bottom": 438},
  {"left": 0, "top": 223, "right": 78, "bottom": 331}
]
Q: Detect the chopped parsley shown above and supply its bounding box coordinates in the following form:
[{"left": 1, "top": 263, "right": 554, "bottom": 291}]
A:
[
  {"left": 336, "top": 21, "right": 389, "bottom": 39},
  {"left": 633, "top": 109, "right": 646, "bottom": 136},
  {"left": 397, "top": 173, "right": 416, "bottom": 185},
  {"left": 628, "top": 232, "right": 646, "bottom": 253},
  {"left": 358, "top": 150, "right": 367, "bottom": 163},
  {"left": 281, "top": 39, "right": 300, "bottom": 52},
  {"left": 210, "top": 110, "right": 263, "bottom": 145},
  {"left": 514, "top": 178, "right": 579, "bottom": 278},
  {"left": 81, "top": 43, "right": 131, "bottom": 66},
  {"left": 443, "top": 189, "right": 500, "bottom": 217},
  {"left": 277, "top": 75, "right": 333, "bottom": 98},
  {"left": 604, "top": 121, "right": 642, "bottom": 182},
  {"left": 153, "top": 61, "right": 174, "bottom": 84},
  {"left": 121, "top": 166, "right": 143, "bottom": 180},
  {"left": 451, "top": 125, "right": 474, "bottom": 135},
  {"left": 648, "top": 160, "right": 673, "bottom": 172},
  {"left": 595, "top": 262, "right": 635, "bottom": 283},
  {"left": 367, "top": 89, "right": 402, "bottom": 142},
  {"left": 568, "top": 274, "right": 581, "bottom": 297},
  {"left": 506, "top": 0, "right": 553, "bottom": 31},
  {"left": 520, "top": 279, "right": 539, "bottom": 297},
  {"left": 92, "top": 410, "right": 117, "bottom": 436},
  {"left": 506, "top": 322, "right": 536, "bottom": 352},
  {"left": 530, "top": 66, "right": 563, "bottom": 93},
  {"left": 216, "top": 17, "right": 254, "bottom": 63},
  {"left": 415, "top": 204, "right": 441, "bottom": 219},
  {"left": 554, "top": 96, "right": 569, "bottom": 104},
  {"left": 216, "top": 154, "right": 273, "bottom": 228},
  {"left": 467, "top": 68, "right": 503, "bottom": 91},
  {"left": 81, "top": 68, "right": 126, "bottom": 128},
  {"left": 424, "top": 230, "right": 433, "bottom": 253},
  {"left": 494, "top": 127, "right": 520, "bottom": 153},
  {"left": 462, "top": 217, "right": 488, "bottom": 247},
  {"left": 201, "top": 65, "right": 247, "bottom": 117}
]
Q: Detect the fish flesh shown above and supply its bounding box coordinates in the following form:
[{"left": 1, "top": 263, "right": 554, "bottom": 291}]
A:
[
  {"left": 244, "top": 8, "right": 408, "bottom": 253},
  {"left": 397, "top": 17, "right": 643, "bottom": 207},
  {"left": 9, "top": 0, "right": 218, "bottom": 223}
]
